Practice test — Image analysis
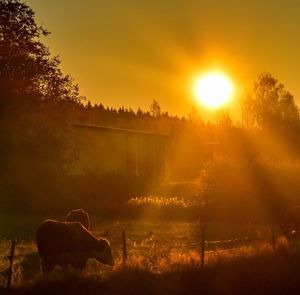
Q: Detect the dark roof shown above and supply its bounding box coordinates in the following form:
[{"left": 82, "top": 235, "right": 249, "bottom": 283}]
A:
[{"left": 72, "top": 123, "right": 171, "bottom": 137}]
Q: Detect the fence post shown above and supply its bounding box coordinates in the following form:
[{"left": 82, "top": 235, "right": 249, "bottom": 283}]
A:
[
  {"left": 122, "top": 230, "right": 127, "bottom": 269},
  {"left": 201, "top": 226, "right": 205, "bottom": 270},
  {"left": 7, "top": 239, "right": 16, "bottom": 289},
  {"left": 271, "top": 225, "right": 276, "bottom": 250}
]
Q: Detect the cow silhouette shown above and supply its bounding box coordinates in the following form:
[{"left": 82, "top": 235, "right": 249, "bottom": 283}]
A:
[{"left": 36, "top": 220, "right": 114, "bottom": 274}]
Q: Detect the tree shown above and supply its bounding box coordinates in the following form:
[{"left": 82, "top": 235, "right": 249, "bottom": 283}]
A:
[
  {"left": 242, "top": 72, "right": 299, "bottom": 130},
  {"left": 0, "top": 0, "right": 81, "bottom": 105},
  {"left": 150, "top": 99, "right": 161, "bottom": 117},
  {"left": 188, "top": 106, "right": 202, "bottom": 123},
  {"left": 0, "top": 0, "right": 83, "bottom": 211}
]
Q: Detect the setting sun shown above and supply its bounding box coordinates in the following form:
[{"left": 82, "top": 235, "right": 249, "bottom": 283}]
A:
[{"left": 194, "top": 72, "right": 234, "bottom": 109}]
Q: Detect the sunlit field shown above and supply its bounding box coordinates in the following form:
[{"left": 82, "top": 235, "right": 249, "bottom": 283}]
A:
[{"left": 0, "top": 217, "right": 291, "bottom": 289}]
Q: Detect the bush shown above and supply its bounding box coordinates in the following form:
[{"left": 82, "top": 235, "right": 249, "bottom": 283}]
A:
[{"left": 197, "top": 155, "right": 300, "bottom": 222}]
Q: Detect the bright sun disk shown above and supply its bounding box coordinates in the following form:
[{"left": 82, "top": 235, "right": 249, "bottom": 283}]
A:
[{"left": 194, "top": 72, "right": 234, "bottom": 109}]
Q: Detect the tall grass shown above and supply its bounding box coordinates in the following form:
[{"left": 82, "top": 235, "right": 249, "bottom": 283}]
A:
[
  {"left": 0, "top": 234, "right": 291, "bottom": 285},
  {"left": 127, "top": 196, "right": 206, "bottom": 220},
  {"left": 8, "top": 237, "right": 300, "bottom": 295},
  {"left": 0, "top": 217, "right": 295, "bottom": 294}
]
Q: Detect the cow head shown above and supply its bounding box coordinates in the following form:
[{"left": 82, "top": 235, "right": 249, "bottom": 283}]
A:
[{"left": 92, "top": 238, "right": 114, "bottom": 266}]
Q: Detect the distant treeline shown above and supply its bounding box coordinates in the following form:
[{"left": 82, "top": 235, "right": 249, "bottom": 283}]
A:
[{"left": 73, "top": 99, "right": 189, "bottom": 135}]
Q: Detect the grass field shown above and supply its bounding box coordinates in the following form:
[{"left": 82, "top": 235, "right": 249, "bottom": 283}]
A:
[
  {"left": 0, "top": 216, "right": 282, "bottom": 290},
  {"left": 1, "top": 237, "right": 299, "bottom": 295}
]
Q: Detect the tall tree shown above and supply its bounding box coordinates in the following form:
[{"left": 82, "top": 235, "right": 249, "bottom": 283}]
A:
[
  {"left": 0, "top": 0, "right": 83, "bottom": 210},
  {"left": 0, "top": 0, "right": 81, "bottom": 105},
  {"left": 150, "top": 100, "right": 161, "bottom": 117},
  {"left": 242, "top": 72, "right": 299, "bottom": 130}
]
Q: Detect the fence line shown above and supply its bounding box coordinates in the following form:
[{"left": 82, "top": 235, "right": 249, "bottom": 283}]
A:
[
  {"left": 128, "top": 236, "right": 268, "bottom": 250},
  {"left": 6, "top": 239, "right": 16, "bottom": 289},
  {"left": 200, "top": 226, "right": 205, "bottom": 270},
  {"left": 0, "top": 225, "right": 277, "bottom": 283},
  {"left": 120, "top": 225, "right": 278, "bottom": 270},
  {"left": 122, "top": 230, "right": 127, "bottom": 269}
]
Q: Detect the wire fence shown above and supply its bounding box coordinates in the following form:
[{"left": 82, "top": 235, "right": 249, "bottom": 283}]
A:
[
  {"left": 0, "top": 224, "right": 281, "bottom": 288},
  {"left": 119, "top": 225, "right": 278, "bottom": 271}
]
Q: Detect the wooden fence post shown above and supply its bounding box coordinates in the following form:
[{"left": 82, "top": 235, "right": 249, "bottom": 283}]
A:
[
  {"left": 271, "top": 225, "right": 276, "bottom": 250},
  {"left": 7, "top": 239, "right": 16, "bottom": 289},
  {"left": 201, "top": 226, "right": 205, "bottom": 270},
  {"left": 122, "top": 230, "right": 127, "bottom": 269}
]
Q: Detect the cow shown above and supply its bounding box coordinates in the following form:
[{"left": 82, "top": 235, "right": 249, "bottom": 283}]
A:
[
  {"left": 66, "top": 209, "right": 90, "bottom": 230},
  {"left": 281, "top": 206, "right": 300, "bottom": 237},
  {"left": 36, "top": 220, "right": 114, "bottom": 274}
]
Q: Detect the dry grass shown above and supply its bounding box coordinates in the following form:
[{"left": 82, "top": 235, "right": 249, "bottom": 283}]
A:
[
  {"left": 0, "top": 220, "right": 297, "bottom": 294},
  {"left": 7, "top": 239, "right": 300, "bottom": 295},
  {"left": 128, "top": 196, "right": 204, "bottom": 209}
]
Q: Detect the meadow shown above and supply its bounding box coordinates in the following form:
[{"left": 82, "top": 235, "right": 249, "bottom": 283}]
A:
[{"left": 0, "top": 215, "right": 287, "bottom": 293}]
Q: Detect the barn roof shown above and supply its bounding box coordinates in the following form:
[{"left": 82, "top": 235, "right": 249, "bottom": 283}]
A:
[{"left": 72, "top": 123, "right": 171, "bottom": 137}]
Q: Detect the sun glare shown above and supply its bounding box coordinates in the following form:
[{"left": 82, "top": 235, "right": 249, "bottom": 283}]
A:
[{"left": 193, "top": 72, "right": 234, "bottom": 109}]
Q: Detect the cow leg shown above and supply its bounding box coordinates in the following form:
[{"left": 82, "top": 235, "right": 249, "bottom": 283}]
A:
[
  {"left": 41, "top": 259, "right": 54, "bottom": 275},
  {"left": 68, "top": 255, "right": 86, "bottom": 273},
  {"left": 76, "top": 256, "right": 87, "bottom": 272}
]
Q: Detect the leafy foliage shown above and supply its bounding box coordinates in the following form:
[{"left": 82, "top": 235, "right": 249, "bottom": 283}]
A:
[
  {"left": 0, "top": 0, "right": 83, "bottom": 210},
  {"left": 242, "top": 72, "right": 299, "bottom": 130},
  {"left": 0, "top": 0, "right": 80, "bottom": 103}
]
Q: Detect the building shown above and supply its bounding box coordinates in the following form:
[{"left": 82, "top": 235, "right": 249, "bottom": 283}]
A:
[{"left": 71, "top": 123, "right": 170, "bottom": 180}]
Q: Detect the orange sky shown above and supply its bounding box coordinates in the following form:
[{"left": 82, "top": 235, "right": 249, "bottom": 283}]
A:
[{"left": 27, "top": 0, "right": 300, "bottom": 117}]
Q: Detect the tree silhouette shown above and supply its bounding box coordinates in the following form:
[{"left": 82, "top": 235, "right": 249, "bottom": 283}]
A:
[
  {"left": 0, "top": 0, "right": 81, "bottom": 105},
  {"left": 150, "top": 100, "right": 161, "bottom": 117},
  {"left": 242, "top": 72, "right": 299, "bottom": 130},
  {"left": 0, "top": 0, "right": 83, "bottom": 210}
]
